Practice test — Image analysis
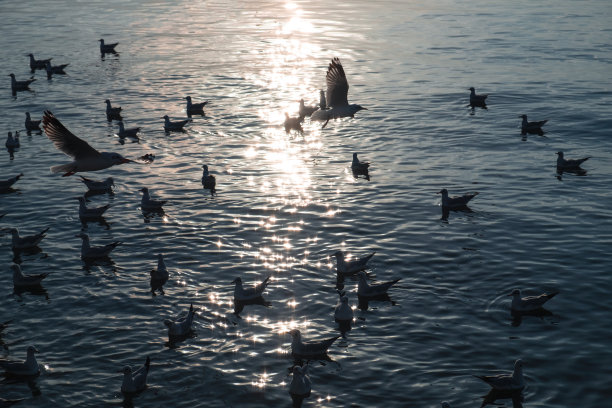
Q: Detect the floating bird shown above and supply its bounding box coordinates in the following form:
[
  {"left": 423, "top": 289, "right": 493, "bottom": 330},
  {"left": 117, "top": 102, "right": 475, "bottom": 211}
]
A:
[
  {"left": 11, "top": 264, "right": 49, "bottom": 287},
  {"left": 201, "top": 165, "right": 216, "bottom": 192},
  {"left": 0, "top": 173, "right": 23, "bottom": 190},
  {"left": 42, "top": 111, "right": 135, "bottom": 176},
  {"left": 9, "top": 73, "right": 35, "bottom": 94},
  {"left": 27, "top": 54, "right": 52, "bottom": 72},
  {"left": 556, "top": 151, "right": 590, "bottom": 170},
  {"left": 509, "top": 289, "right": 558, "bottom": 312},
  {"left": 311, "top": 58, "right": 367, "bottom": 128},
  {"left": 232, "top": 276, "right": 270, "bottom": 301},
  {"left": 99, "top": 39, "right": 118, "bottom": 53},
  {"left": 164, "top": 304, "right": 195, "bottom": 337},
  {"left": 45, "top": 61, "right": 68, "bottom": 79},
  {"left": 117, "top": 122, "right": 140, "bottom": 138},
  {"left": 319, "top": 89, "right": 326, "bottom": 110},
  {"left": 334, "top": 292, "right": 353, "bottom": 322},
  {"left": 357, "top": 271, "right": 400, "bottom": 297},
  {"left": 5, "top": 132, "right": 19, "bottom": 148},
  {"left": 25, "top": 112, "right": 41, "bottom": 131},
  {"left": 437, "top": 188, "right": 478, "bottom": 209},
  {"left": 105, "top": 100, "right": 122, "bottom": 120},
  {"left": 519, "top": 114, "right": 547, "bottom": 134},
  {"left": 185, "top": 96, "right": 208, "bottom": 116},
  {"left": 163, "top": 115, "right": 190, "bottom": 131},
  {"left": 474, "top": 359, "right": 525, "bottom": 391},
  {"left": 140, "top": 187, "right": 167, "bottom": 211},
  {"left": 76, "top": 196, "right": 110, "bottom": 218},
  {"left": 284, "top": 113, "right": 303, "bottom": 134},
  {"left": 76, "top": 232, "right": 121, "bottom": 259},
  {"left": 289, "top": 365, "right": 311, "bottom": 398},
  {"left": 150, "top": 254, "right": 169, "bottom": 294},
  {"left": 8, "top": 227, "right": 49, "bottom": 250},
  {"left": 298, "top": 99, "right": 319, "bottom": 119},
  {"left": 288, "top": 329, "right": 339, "bottom": 357},
  {"left": 351, "top": 153, "right": 370, "bottom": 172},
  {"left": 121, "top": 356, "right": 150, "bottom": 394},
  {"left": 469, "top": 87, "right": 488, "bottom": 105},
  {"left": 79, "top": 175, "right": 115, "bottom": 192},
  {"left": 0, "top": 346, "right": 40, "bottom": 376},
  {"left": 333, "top": 250, "right": 375, "bottom": 275}
]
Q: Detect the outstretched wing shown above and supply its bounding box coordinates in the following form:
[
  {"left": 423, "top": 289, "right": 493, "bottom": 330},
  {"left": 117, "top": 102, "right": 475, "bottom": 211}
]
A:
[
  {"left": 326, "top": 58, "right": 349, "bottom": 107},
  {"left": 43, "top": 111, "right": 100, "bottom": 159}
]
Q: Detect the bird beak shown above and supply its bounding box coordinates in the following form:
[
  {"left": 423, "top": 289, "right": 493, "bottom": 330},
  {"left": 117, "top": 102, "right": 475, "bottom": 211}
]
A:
[
  {"left": 121, "top": 158, "right": 134, "bottom": 163},
  {"left": 507, "top": 293, "right": 514, "bottom": 296},
  {"left": 362, "top": 107, "right": 368, "bottom": 110}
]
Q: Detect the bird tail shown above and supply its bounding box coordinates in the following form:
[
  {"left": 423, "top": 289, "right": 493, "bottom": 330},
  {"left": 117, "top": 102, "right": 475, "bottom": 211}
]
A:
[
  {"left": 261, "top": 276, "right": 271, "bottom": 290},
  {"left": 144, "top": 356, "right": 150, "bottom": 373},
  {"left": 50, "top": 163, "right": 77, "bottom": 175},
  {"left": 546, "top": 291, "right": 560, "bottom": 300},
  {"left": 365, "top": 252, "right": 376, "bottom": 262},
  {"left": 39, "top": 227, "right": 50, "bottom": 235}
]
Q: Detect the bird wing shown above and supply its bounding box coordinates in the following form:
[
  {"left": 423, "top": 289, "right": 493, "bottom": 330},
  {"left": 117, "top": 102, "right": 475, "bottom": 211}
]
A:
[
  {"left": 326, "top": 58, "right": 349, "bottom": 107},
  {"left": 43, "top": 111, "right": 100, "bottom": 160}
]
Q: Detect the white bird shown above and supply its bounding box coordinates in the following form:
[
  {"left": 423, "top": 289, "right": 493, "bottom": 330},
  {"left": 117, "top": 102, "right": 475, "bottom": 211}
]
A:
[
  {"left": 185, "top": 96, "right": 208, "bottom": 116},
  {"left": 12, "top": 264, "right": 49, "bottom": 287},
  {"left": 164, "top": 304, "right": 195, "bottom": 337},
  {"left": 76, "top": 196, "right": 110, "bottom": 218},
  {"left": 8, "top": 227, "right": 49, "bottom": 249},
  {"left": 76, "top": 232, "right": 121, "bottom": 259},
  {"left": 351, "top": 153, "right": 370, "bottom": 172},
  {"left": 42, "top": 111, "right": 135, "bottom": 176},
  {"left": 150, "top": 254, "right": 169, "bottom": 294},
  {"left": 163, "top": 115, "right": 190, "bottom": 131},
  {"left": 437, "top": 188, "right": 478, "bottom": 209},
  {"left": 284, "top": 113, "right": 303, "bottom": 134},
  {"left": 333, "top": 250, "right": 375, "bottom": 275},
  {"left": 509, "top": 289, "right": 558, "bottom": 312},
  {"left": 25, "top": 112, "right": 41, "bottom": 131},
  {"left": 99, "top": 39, "right": 118, "bottom": 53},
  {"left": 357, "top": 271, "right": 400, "bottom": 297},
  {"left": 474, "top": 359, "right": 525, "bottom": 391},
  {"left": 0, "top": 346, "right": 40, "bottom": 376},
  {"left": 298, "top": 98, "right": 319, "bottom": 118},
  {"left": 79, "top": 175, "right": 115, "bottom": 192},
  {"left": 288, "top": 329, "right": 339, "bottom": 357},
  {"left": 27, "top": 53, "right": 52, "bottom": 72},
  {"left": 0, "top": 173, "right": 23, "bottom": 190},
  {"left": 232, "top": 276, "right": 270, "bottom": 301},
  {"left": 519, "top": 114, "right": 547, "bottom": 133},
  {"left": 121, "top": 356, "right": 150, "bottom": 394},
  {"left": 469, "top": 87, "right": 488, "bottom": 105},
  {"left": 201, "top": 165, "right": 216, "bottom": 191},
  {"left": 140, "top": 187, "right": 167, "bottom": 211},
  {"left": 45, "top": 61, "right": 68, "bottom": 79},
  {"left": 117, "top": 122, "right": 140, "bottom": 138},
  {"left": 334, "top": 293, "right": 353, "bottom": 322},
  {"left": 9, "top": 73, "right": 35, "bottom": 94},
  {"left": 556, "top": 151, "right": 590, "bottom": 170},
  {"left": 289, "top": 365, "right": 311, "bottom": 397},
  {"left": 104, "top": 100, "right": 122, "bottom": 120},
  {"left": 5, "top": 132, "right": 20, "bottom": 148},
  {"left": 311, "top": 58, "right": 367, "bottom": 128}
]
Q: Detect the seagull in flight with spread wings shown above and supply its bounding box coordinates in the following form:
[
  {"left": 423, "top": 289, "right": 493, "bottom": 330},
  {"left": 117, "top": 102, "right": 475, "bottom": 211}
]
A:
[{"left": 311, "top": 58, "right": 367, "bottom": 128}]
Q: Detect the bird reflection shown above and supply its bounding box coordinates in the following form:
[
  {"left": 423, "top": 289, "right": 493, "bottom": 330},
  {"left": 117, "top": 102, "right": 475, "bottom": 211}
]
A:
[
  {"left": 13, "top": 284, "right": 49, "bottom": 300},
  {"left": 1, "top": 374, "right": 42, "bottom": 397},
  {"left": 142, "top": 208, "right": 165, "bottom": 223},
  {"left": 440, "top": 205, "right": 474, "bottom": 221},
  {"left": 480, "top": 388, "right": 524, "bottom": 408},
  {"left": 80, "top": 216, "right": 111, "bottom": 230},
  {"left": 511, "top": 308, "right": 554, "bottom": 327},
  {"left": 556, "top": 167, "right": 587, "bottom": 180},
  {"left": 351, "top": 167, "right": 370, "bottom": 181},
  {"left": 11, "top": 247, "right": 44, "bottom": 265},
  {"left": 357, "top": 293, "right": 394, "bottom": 311},
  {"left": 81, "top": 256, "right": 117, "bottom": 274},
  {"left": 166, "top": 331, "right": 197, "bottom": 349},
  {"left": 233, "top": 296, "right": 270, "bottom": 317},
  {"left": 6, "top": 147, "right": 15, "bottom": 160}
]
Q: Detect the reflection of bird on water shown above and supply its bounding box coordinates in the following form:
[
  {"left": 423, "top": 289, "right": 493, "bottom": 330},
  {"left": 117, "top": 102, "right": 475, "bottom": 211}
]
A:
[
  {"left": 284, "top": 113, "right": 303, "bottom": 135},
  {"left": 438, "top": 188, "right": 478, "bottom": 209},
  {"left": 474, "top": 359, "right": 525, "bottom": 391},
  {"left": 232, "top": 276, "right": 270, "bottom": 301},
  {"left": 0, "top": 346, "right": 40, "bottom": 376},
  {"left": 509, "top": 289, "right": 558, "bottom": 312},
  {"left": 333, "top": 250, "right": 375, "bottom": 275},
  {"left": 519, "top": 114, "right": 547, "bottom": 135},
  {"left": 556, "top": 151, "right": 590, "bottom": 170},
  {"left": 311, "top": 58, "right": 367, "bottom": 128},
  {"left": 288, "top": 329, "right": 339, "bottom": 357},
  {"left": 357, "top": 271, "right": 400, "bottom": 297},
  {"left": 150, "top": 254, "right": 169, "bottom": 295}
]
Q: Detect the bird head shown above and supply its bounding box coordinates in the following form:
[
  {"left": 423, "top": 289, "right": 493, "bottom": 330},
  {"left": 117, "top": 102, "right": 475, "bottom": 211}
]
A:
[
  {"left": 163, "top": 319, "right": 173, "bottom": 328},
  {"left": 8, "top": 73, "right": 15, "bottom": 78},
  {"left": 514, "top": 359, "right": 524, "bottom": 370},
  {"left": 332, "top": 251, "right": 344, "bottom": 259},
  {"left": 27, "top": 346, "right": 39, "bottom": 354},
  {"left": 107, "top": 177, "right": 115, "bottom": 186},
  {"left": 556, "top": 151, "right": 563, "bottom": 157},
  {"left": 518, "top": 114, "right": 527, "bottom": 118},
  {"left": 140, "top": 187, "right": 149, "bottom": 193},
  {"left": 468, "top": 87, "right": 475, "bottom": 91},
  {"left": 508, "top": 289, "right": 521, "bottom": 297},
  {"left": 123, "top": 366, "right": 132, "bottom": 375},
  {"left": 357, "top": 271, "right": 367, "bottom": 281},
  {"left": 437, "top": 188, "right": 448, "bottom": 195},
  {"left": 184, "top": 96, "right": 191, "bottom": 101},
  {"left": 231, "top": 277, "right": 242, "bottom": 284},
  {"left": 288, "top": 329, "right": 301, "bottom": 339}
]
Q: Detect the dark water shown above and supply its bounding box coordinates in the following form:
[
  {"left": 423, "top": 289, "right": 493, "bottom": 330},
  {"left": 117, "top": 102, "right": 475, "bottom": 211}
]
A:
[{"left": 1, "top": 0, "right": 612, "bottom": 406}]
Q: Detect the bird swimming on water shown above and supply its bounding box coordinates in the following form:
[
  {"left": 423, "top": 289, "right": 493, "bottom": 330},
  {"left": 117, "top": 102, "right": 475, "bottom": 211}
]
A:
[
  {"left": 27, "top": 53, "right": 52, "bottom": 72},
  {"left": 311, "top": 58, "right": 367, "bottom": 128},
  {"left": 519, "top": 114, "right": 547, "bottom": 135},
  {"left": 121, "top": 356, "right": 150, "bottom": 394},
  {"left": 351, "top": 153, "right": 370, "bottom": 172},
  {"left": 105, "top": 99, "right": 122, "bottom": 120},
  {"left": 468, "top": 87, "right": 488, "bottom": 106},
  {"left": 150, "top": 254, "right": 169, "bottom": 294},
  {"left": 201, "top": 165, "right": 216, "bottom": 192},
  {"left": 0, "top": 345, "right": 40, "bottom": 376},
  {"left": 556, "top": 151, "right": 590, "bottom": 170},
  {"left": 298, "top": 98, "right": 318, "bottom": 119},
  {"left": 9, "top": 73, "right": 35, "bottom": 95},
  {"left": 7, "top": 227, "right": 49, "bottom": 250},
  {"left": 185, "top": 96, "right": 208, "bottom": 116},
  {"left": 45, "top": 61, "right": 69, "bottom": 79},
  {"left": 509, "top": 289, "right": 558, "bottom": 312},
  {"left": 284, "top": 113, "right": 303, "bottom": 134},
  {"left": 12, "top": 264, "right": 49, "bottom": 287},
  {"left": 0, "top": 173, "right": 23, "bottom": 190},
  {"left": 117, "top": 122, "right": 140, "bottom": 139},
  {"left": 163, "top": 115, "right": 190, "bottom": 131},
  {"left": 76, "top": 232, "right": 121, "bottom": 259},
  {"left": 79, "top": 175, "right": 115, "bottom": 192},
  {"left": 140, "top": 187, "right": 167, "bottom": 211},
  {"left": 5, "top": 132, "right": 20, "bottom": 149},
  {"left": 437, "top": 188, "right": 478, "bottom": 209},
  {"left": 99, "top": 39, "right": 118, "bottom": 53},
  {"left": 25, "top": 112, "right": 41, "bottom": 131}
]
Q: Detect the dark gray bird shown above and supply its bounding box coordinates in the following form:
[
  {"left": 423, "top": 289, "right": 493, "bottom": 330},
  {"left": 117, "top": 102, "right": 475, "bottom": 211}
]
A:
[
  {"left": 351, "top": 153, "right": 370, "bottom": 172},
  {"left": 469, "top": 87, "right": 488, "bottom": 105},
  {"left": 288, "top": 329, "right": 339, "bottom": 357},
  {"left": 150, "top": 254, "right": 169, "bottom": 294},
  {"left": 556, "top": 151, "right": 590, "bottom": 170},
  {"left": 99, "top": 39, "right": 118, "bottom": 53},
  {"left": 185, "top": 96, "right": 208, "bottom": 116},
  {"left": 9, "top": 73, "right": 35, "bottom": 94},
  {"left": 357, "top": 271, "right": 400, "bottom": 297},
  {"left": 5, "top": 132, "right": 20, "bottom": 149},
  {"left": 105, "top": 100, "right": 122, "bottom": 120},
  {"left": 284, "top": 113, "right": 303, "bottom": 134},
  {"left": 45, "top": 61, "right": 69, "bottom": 79},
  {"left": 12, "top": 264, "right": 49, "bottom": 287},
  {"left": 509, "top": 289, "right": 558, "bottom": 312},
  {"left": 8, "top": 227, "right": 49, "bottom": 249},
  {"left": 27, "top": 53, "right": 52, "bottom": 72},
  {"left": 163, "top": 115, "right": 190, "bottom": 131},
  {"left": 76, "top": 232, "right": 121, "bottom": 259},
  {"left": 0, "top": 345, "right": 40, "bottom": 376},
  {"left": 79, "top": 176, "right": 115, "bottom": 192},
  {"left": 438, "top": 188, "right": 478, "bottom": 209},
  {"left": 140, "top": 187, "right": 167, "bottom": 211},
  {"left": 0, "top": 173, "right": 23, "bottom": 190},
  {"left": 117, "top": 122, "right": 140, "bottom": 138},
  {"left": 201, "top": 165, "right": 216, "bottom": 192},
  {"left": 25, "top": 112, "right": 41, "bottom": 131}
]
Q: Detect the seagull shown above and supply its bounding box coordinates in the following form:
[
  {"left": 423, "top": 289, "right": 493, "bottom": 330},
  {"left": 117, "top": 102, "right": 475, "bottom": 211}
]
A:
[
  {"left": 437, "top": 188, "right": 478, "bottom": 209},
  {"left": 8, "top": 227, "right": 49, "bottom": 249},
  {"left": 298, "top": 99, "right": 319, "bottom": 119},
  {"left": 469, "top": 87, "right": 488, "bottom": 105},
  {"left": 76, "top": 196, "right": 111, "bottom": 218},
  {"left": 150, "top": 254, "right": 169, "bottom": 294},
  {"left": 288, "top": 329, "right": 339, "bottom": 357},
  {"left": 556, "top": 151, "right": 590, "bottom": 170},
  {"left": 333, "top": 250, "right": 375, "bottom": 275},
  {"left": 104, "top": 100, "right": 122, "bottom": 120},
  {"left": 310, "top": 58, "right": 367, "bottom": 128},
  {"left": 519, "top": 115, "right": 547, "bottom": 133},
  {"left": 201, "top": 165, "right": 216, "bottom": 192},
  {"left": 9, "top": 73, "right": 35, "bottom": 94},
  {"left": 42, "top": 110, "right": 135, "bottom": 176},
  {"left": 283, "top": 113, "right": 303, "bottom": 134},
  {"left": 140, "top": 187, "right": 167, "bottom": 211},
  {"left": 0, "top": 346, "right": 40, "bottom": 376},
  {"left": 76, "top": 232, "right": 121, "bottom": 259},
  {"left": 163, "top": 115, "right": 190, "bottom": 131},
  {"left": 319, "top": 89, "right": 326, "bottom": 110},
  {"left": 232, "top": 276, "right": 270, "bottom": 301},
  {"left": 25, "top": 112, "right": 41, "bottom": 131},
  {"left": 117, "top": 122, "right": 140, "bottom": 138},
  {"left": 351, "top": 153, "right": 370, "bottom": 172},
  {"left": 334, "top": 292, "right": 353, "bottom": 322},
  {"left": 474, "top": 359, "right": 525, "bottom": 391},
  {"left": 5, "top": 132, "right": 19, "bottom": 148},
  {"left": 99, "top": 39, "right": 119, "bottom": 53},
  {"left": 11, "top": 264, "right": 49, "bottom": 287},
  {"left": 121, "top": 356, "right": 150, "bottom": 394},
  {"left": 289, "top": 365, "right": 311, "bottom": 398},
  {"left": 185, "top": 96, "right": 208, "bottom": 116},
  {"left": 45, "top": 61, "right": 69, "bottom": 79},
  {"left": 27, "top": 54, "right": 52, "bottom": 72},
  {"left": 357, "top": 271, "right": 400, "bottom": 297},
  {"left": 0, "top": 173, "right": 23, "bottom": 190},
  {"left": 79, "top": 176, "right": 115, "bottom": 192},
  {"left": 164, "top": 304, "right": 195, "bottom": 337},
  {"left": 509, "top": 289, "right": 558, "bottom": 312}
]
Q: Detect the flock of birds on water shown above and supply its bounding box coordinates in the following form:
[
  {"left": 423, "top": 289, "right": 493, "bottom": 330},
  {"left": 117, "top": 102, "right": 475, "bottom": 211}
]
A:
[{"left": 0, "top": 36, "right": 590, "bottom": 408}]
